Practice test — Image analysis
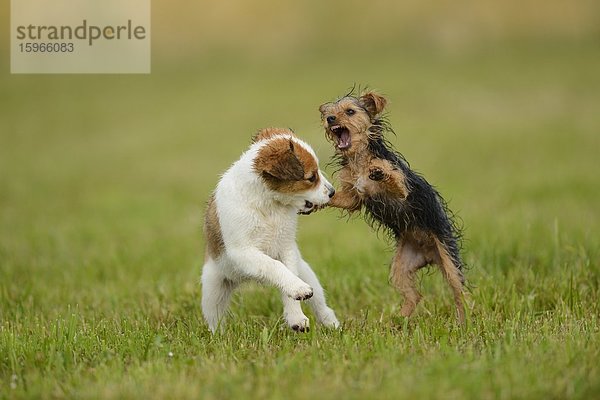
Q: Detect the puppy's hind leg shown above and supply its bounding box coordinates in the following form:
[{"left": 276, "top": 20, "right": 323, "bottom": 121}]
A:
[
  {"left": 201, "top": 259, "right": 236, "bottom": 333},
  {"left": 390, "top": 238, "right": 427, "bottom": 318},
  {"left": 297, "top": 259, "right": 340, "bottom": 329},
  {"left": 433, "top": 238, "right": 466, "bottom": 324}
]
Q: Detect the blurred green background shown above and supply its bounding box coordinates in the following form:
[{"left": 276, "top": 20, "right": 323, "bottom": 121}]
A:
[
  {"left": 1, "top": 1, "right": 600, "bottom": 398},
  {"left": 1, "top": 0, "right": 598, "bottom": 272}
]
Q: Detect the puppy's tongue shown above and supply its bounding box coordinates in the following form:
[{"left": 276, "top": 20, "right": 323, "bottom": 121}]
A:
[{"left": 337, "top": 131, "right": 351, "bottom": 150}]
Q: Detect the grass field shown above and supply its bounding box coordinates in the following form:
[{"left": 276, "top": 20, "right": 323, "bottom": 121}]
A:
[{"left": 1, "top": 33, "right": 600, "bottom": 399}]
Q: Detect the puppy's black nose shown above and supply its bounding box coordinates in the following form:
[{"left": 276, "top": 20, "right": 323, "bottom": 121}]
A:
[
  {"left": 328, "top": 188, "right": 335, "bottom": 198},
  {"left": 326, "top": 116, "right": 336, "bottom": 124}
]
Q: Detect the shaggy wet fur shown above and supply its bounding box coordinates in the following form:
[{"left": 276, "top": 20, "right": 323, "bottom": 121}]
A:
[{"left": 319, "top": 91, "right": 467, "bottom": 323}]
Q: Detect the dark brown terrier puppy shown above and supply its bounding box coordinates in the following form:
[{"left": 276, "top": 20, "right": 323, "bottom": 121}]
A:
[{"left": 319, "top": 91, "right": 466, "bottom": 323}]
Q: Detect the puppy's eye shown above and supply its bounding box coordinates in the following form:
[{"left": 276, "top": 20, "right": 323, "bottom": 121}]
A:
[
  {"left": 345, "top": 109, "right": 356, "bottom": 116},
  {"left": 307, "top": 174, "right": 317, "bottom": 183}
]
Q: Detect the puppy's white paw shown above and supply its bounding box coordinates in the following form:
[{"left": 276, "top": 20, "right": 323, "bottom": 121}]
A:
[
  {"left": 287, "top": 283, "right": 313, "bottom": 301},
  {"left": 288, "top": 315, "right": 310, "bottom": 333},
  {"left": 318, "top": 307, "right": 340, "bottom": 329}
]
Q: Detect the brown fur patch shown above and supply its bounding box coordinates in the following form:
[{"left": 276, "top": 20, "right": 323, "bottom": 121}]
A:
[
  {"left": 294, "top": 142, "right": 319, "bottom": 183},
  {"left": 252, "top": 127, "right": 296, "bottom": 143},
  {"left": 204, "top": 194, "right": 224, "bottom": 261},
  {"left": 253, "top": 137, "right": 319, "bottom": 193}
]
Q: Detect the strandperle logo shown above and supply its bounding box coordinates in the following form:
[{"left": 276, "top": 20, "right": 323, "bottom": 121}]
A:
[
  {"left": 11, "top": 0, "right": 151, "bottom": 74},
  {"left": 15, "top": 20, "right": 147, "bottom": 46}
]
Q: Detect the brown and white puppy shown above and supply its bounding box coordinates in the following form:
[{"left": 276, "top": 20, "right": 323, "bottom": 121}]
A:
[{"left": 202, "top": 128, "right": 340, "bottom": 333}]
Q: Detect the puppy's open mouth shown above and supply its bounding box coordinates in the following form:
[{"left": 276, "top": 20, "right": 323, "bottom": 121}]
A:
[
  {"left": 298, "top": 200, "right": 316, "bottom": 215},
  {"left": 329, "top": 125, "right": 351, "bottom": 150}
]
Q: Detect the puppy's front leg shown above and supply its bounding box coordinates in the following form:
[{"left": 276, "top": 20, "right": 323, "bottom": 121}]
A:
[
  {"left": 328, "top": 184, "right": 362, "bottom": 212},
  {"left": 368, "top": 159, "right": 408, "bottom": 199},
  {"left": 280, "top": 248, "right": 310, "bottom": 332},
  {"left": 228, "top": 247, "right": 313, "bottom": 300}
]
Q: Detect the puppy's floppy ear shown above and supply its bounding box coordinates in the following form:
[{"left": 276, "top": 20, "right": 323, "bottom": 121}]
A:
[
  {"left": 254, "top": 139, "right": 304, "bottom": 182},
  {"left": 359, "top": 92, "right": 387, "bottom": 117}
]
